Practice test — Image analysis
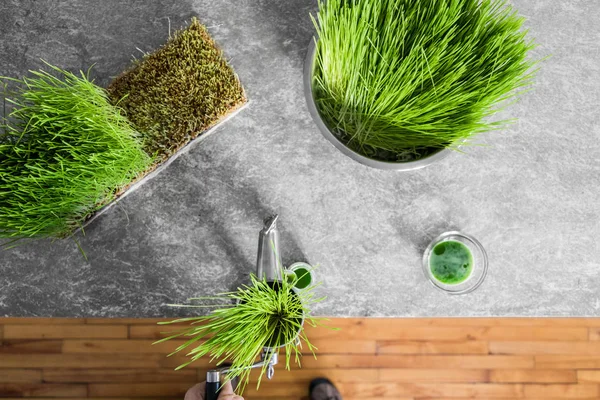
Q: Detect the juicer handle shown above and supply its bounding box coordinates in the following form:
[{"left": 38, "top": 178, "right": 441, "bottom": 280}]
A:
[
  {"left": 205, "top": 381, "right": 220, "bottom": 400},
  {"left": 206, "top": 371, "right": 220, "bottom": 400}
]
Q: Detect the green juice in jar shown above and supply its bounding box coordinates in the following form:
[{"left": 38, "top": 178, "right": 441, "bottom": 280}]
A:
[
  {"left": 292, "top": 267, "right": 312, "bottom": 289},
  {"left": 285, "top": 266, "right": 312, "bottom": 289},
  {"left": 429, "top": 240, "right": 473, "bottom": 285}
]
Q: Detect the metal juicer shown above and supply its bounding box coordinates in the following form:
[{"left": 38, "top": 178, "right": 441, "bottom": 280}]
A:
[{"left": 205, "top": 215, "right": 283, "bottom": 400}]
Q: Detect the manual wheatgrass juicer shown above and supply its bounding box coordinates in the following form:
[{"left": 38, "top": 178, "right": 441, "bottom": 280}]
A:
[{"left": 205, "top": 215, "right": 301, "bottom": 400}]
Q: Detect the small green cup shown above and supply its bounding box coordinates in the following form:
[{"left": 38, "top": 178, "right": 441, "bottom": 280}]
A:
[{"left": 286, "top": 262, "right": 313, "bottom": 290}]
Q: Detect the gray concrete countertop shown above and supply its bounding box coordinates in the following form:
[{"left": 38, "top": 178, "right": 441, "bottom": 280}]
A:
[{"left": 0, "top": 0, "right": 599, "bottom": 317}]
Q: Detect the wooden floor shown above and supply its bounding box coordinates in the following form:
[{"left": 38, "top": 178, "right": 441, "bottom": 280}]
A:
[{"left": 1, "top": 318, "right": 600, "bottom": 399}]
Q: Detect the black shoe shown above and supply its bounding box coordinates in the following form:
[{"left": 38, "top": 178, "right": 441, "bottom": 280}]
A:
[{"left": 310, "top": 378, "right": 342, "bottom": 400}]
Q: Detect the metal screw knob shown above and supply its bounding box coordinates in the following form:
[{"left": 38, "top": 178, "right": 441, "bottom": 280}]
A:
[{"left": 267, "top": 364, "right": 275, "bottom": 380}]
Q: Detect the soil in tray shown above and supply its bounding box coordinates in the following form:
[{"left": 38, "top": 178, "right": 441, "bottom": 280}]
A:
[
  {"left": 83, "top": 17, "right": 247, "bottom": 221},
  {"left": 108, "top": 17, "right": 247, "bottom": 163}
]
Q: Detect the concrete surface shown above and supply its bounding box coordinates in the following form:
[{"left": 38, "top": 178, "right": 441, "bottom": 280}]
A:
[{"left": 0, "top": 0, "right": 598, "bottom": 317}]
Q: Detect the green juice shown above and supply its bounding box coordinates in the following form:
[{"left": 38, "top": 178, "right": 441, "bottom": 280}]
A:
[
  {"left": 429, "top": 240, "right": 473, "bottom": 285},
  {"left": 292, "top": 267, "right": 312, "bottom": 289}
]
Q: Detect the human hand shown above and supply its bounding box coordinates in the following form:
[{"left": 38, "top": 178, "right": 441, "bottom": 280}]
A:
[{"left": 184, "top": 380, "right": 244, "bottom": 400}]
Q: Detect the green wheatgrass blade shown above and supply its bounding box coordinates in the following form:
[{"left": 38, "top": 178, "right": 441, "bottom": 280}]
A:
[
  {"left": 311, "top": 0, "right": 543, "bottom": 161},
  {"left": 0, "top": 63, "right": 151, "bottom": 242},
  {"left": 157, "top": 268, "right": 332, "bottom": 395},
  {"left": 107, "top": 17, "right": 247, "bottom": 162}
]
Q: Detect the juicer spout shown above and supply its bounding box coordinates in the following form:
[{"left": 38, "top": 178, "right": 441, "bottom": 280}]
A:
[{"left": 256, "top": 214, "right": 283, "bottom": 282}]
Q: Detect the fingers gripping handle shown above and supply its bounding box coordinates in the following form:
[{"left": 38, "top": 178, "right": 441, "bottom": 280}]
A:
[{"left": 205, "top": 349, "right": 278, "bottom": 399}]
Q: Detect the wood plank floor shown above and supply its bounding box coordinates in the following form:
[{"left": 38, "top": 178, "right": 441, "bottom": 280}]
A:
[{"left": 1, "top": 318, "right": 600, "bottom": 399}]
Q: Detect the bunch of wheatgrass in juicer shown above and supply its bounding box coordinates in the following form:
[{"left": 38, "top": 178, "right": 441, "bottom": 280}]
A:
[{"left": 156, "top": 269, "right": 331, "bottom": 394}]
